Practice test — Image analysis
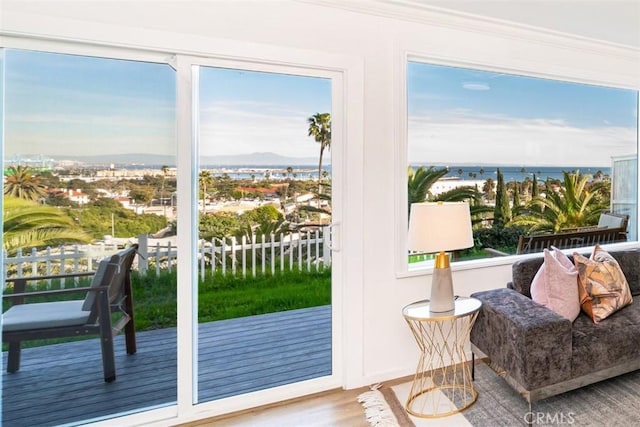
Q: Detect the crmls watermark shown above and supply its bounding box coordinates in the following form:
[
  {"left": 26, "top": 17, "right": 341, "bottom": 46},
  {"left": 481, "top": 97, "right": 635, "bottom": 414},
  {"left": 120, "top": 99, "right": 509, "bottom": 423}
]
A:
[{"left": 523, "top": 411, "right": 576, "bottom": 425}]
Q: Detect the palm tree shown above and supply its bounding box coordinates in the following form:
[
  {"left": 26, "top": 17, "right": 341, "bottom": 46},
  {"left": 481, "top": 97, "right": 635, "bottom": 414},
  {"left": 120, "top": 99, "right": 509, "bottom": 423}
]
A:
[
  {"left": 482, "top": 178, "right": 495, "bottom": 200},
  {"left": 199, "top": 170, "right": 214, "bottom": 214},
  {"left": 511, "top": 171, "right": 607, "bottom": 233},
  {"left": 238, "top": 217, "right": 289, "bottom": 244},
  {"left": 434, "top": 186, "right": 493, "bottom": 225},
  {"left": 307, "top": 112, "right": 331, "bottom": 199},
  {"left": 4, "top": 166, "right": 47, "bottom": 201},
  {"left": 3, "top": 196, "right": 92, "bottom": 255},
  {"left": 408, "top": 166, "right": 491, "bottom": 222},
  {"left": 407, "top": 166, "right": 448, "bottom": 213}
]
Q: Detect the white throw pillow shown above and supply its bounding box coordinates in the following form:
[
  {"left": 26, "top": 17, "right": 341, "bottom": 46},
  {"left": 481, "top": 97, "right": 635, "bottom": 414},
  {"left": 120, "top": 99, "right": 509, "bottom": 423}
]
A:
[{"left": 530, "top": 247, "right": 580, "bottom": 321}]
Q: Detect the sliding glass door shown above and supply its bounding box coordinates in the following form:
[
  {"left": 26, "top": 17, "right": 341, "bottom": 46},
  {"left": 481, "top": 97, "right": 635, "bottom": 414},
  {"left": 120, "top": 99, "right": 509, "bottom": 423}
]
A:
[
  {"left": 193, "top": 64, "right": 335, "bottom": 403},
  {"left": 1, "top": 42, "right": 350, "bottom": 424}
]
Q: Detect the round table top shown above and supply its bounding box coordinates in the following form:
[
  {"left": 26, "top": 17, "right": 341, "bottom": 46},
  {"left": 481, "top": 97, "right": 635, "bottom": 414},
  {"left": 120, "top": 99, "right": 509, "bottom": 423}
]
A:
[{"left": 402, "top": 297, "right": 482, "bottom": 321}]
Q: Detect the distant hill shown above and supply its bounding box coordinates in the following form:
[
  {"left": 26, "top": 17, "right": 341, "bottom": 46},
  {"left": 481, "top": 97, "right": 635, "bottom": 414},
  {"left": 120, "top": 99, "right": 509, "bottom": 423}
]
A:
[{"left": 44, "top": 152, "right": 324, "bottom": 167}]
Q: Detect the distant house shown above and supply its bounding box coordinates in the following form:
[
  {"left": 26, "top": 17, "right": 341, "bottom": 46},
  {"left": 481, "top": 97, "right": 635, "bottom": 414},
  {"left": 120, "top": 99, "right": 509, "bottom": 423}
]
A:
[
  {"left": 115, "top": 196, "right": 133, "bottom": 209},
  {"left": 236, "top": 184, "right": 287, "bottom": 199},
  {"left": 295, "top": 193, "right": 315, "bottom": 203},
  {"left": 55, "top": 188, "right": 91, "bottom": 205}
]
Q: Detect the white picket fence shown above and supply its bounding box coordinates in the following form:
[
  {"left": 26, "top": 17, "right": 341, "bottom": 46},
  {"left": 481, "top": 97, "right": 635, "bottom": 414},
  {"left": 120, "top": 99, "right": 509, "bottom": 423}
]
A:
[{"left": 3, "top": 228, "right": 330, "bottom": 288}]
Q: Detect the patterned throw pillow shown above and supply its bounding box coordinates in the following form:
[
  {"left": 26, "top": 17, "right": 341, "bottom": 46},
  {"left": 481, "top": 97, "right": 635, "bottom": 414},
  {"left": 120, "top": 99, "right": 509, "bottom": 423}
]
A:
[
  {"left": 573, "top": 245, "right": 633, "bottom": 323},
  {"left": 530, "top": 247, "right": 580, "bottom": 321}
]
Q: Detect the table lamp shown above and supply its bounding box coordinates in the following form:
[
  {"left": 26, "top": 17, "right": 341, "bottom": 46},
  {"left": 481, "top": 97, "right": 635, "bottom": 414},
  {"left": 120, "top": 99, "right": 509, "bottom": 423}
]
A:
[{"left": 408, "top": 201, "right": 474, "bottom": 312}]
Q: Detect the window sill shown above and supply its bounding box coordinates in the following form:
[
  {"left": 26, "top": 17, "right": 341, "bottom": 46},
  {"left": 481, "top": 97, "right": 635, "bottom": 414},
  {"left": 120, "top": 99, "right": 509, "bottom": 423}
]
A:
[{"left": 397, "top": 241, "right": 640, "bottom": 279}]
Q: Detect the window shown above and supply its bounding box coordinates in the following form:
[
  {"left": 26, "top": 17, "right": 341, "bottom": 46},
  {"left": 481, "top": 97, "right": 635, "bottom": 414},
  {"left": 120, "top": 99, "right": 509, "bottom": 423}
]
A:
[{"left": 406, "top": 60, "right": 639, "bottom": 267}]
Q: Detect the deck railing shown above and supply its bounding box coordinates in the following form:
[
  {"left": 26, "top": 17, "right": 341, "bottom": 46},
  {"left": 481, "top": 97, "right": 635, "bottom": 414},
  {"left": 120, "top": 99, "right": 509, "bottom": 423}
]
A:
[{"left": 3, "top": 227, "right": 330, "bottom": 288}]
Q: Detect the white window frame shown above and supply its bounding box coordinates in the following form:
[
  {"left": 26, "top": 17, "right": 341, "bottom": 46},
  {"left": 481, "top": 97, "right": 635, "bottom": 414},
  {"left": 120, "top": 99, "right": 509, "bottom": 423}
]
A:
[{"left": 395, "top": 51, "right": 640, "bottom": 278}]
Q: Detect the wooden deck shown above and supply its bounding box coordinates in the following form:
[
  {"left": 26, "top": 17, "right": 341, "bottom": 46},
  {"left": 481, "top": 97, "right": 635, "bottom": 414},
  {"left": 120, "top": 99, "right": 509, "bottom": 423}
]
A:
[{"left": 2, "top": 305, "right": 332, "bottom": 427}]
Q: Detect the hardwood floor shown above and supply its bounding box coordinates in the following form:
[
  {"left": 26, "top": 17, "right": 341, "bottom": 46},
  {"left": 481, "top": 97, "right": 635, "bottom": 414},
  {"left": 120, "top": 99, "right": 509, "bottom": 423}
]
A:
[
  {"left": 180, "top": 386, "right": 372, "bottom": 427},
  {"left": 180, "top": 375, "right": 415, "bottom": 427}
]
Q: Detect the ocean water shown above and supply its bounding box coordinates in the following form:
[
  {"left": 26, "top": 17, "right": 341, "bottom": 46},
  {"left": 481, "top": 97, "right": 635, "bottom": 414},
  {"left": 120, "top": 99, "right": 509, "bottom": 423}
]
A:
[
  {"left": 126, "top": 163, "right": 609, "bottom": 183},
  {"left": 415, "top": 165, "right": 611, "bottom": 183},
  {"left": 199, "top": 164, "right": 330, "bottom": 181},
  {"left": 194, "top": 164, "right": 610, "bottom": 182}
]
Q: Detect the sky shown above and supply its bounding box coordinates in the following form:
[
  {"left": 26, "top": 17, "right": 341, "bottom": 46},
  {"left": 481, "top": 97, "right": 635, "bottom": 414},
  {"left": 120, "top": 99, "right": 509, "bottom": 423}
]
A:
[
  {"left": 198, "top": 67, "right": 331, "bottom": 158},
  {"left": 408, "top": 62, "right": 638, "bottom": 168},
  {"left": 3, "top": 49, "right": 331, "bottom": 160},
  {"left": 4, "top": 50, "right": 177, "bottom": 157},
  {"left": 2, "top": 49, "right": 638, "bottom": 167}
]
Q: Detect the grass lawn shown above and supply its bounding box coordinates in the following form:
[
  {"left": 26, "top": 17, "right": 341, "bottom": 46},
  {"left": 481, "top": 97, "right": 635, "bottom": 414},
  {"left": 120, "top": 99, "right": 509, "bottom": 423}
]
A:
[
  {"left": 3, "top": 267, "right": 332, "bottom": 348},
  {"left": 133, "top": 268, "right": 331, "bottom": 330}
]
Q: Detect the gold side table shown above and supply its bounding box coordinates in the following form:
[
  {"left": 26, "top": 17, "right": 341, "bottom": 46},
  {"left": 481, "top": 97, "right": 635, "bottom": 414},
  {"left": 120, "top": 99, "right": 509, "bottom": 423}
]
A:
[{"left": 402, "top": 297, "right": 482, "bottom": 418}]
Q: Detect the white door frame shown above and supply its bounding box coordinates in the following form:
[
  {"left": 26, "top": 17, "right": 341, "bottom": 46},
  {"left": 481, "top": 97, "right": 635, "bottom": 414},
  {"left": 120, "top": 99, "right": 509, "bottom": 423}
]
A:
[{"left": 174, "top": 50, "right": 365, "bottom": 420}]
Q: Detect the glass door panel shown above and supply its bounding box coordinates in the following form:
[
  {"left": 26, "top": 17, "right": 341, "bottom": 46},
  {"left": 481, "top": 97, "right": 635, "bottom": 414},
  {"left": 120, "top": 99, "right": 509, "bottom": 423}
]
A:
[
  {"left": 2, "top": 49, "right": 177, "bottom": 425},
  {"left": 195, "top": 65, "right": 333, "bottom": 403}
]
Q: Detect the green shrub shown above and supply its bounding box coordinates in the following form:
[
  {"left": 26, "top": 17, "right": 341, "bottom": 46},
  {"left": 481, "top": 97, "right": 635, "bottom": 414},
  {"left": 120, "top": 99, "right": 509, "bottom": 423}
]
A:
[{"left": 470, "top": 224, "right": 528, "bottom": 254}]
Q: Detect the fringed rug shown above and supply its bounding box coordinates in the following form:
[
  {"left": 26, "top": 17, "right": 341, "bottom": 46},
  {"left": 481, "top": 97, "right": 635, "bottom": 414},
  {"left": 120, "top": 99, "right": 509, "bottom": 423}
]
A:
[
  {"left": 358, "top": 362, "right": 640, "bottom": 426},
  {"left": 357, "top": 381, "right": 471, "bottom": 427},
  {"left": 357, "top": 384, "right": 416, "bottom": 427}
]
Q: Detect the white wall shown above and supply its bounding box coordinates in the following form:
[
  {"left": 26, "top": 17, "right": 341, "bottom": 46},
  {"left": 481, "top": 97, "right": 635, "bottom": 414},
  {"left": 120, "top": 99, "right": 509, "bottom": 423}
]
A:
[{"left": 2, "top": 0, "right": 639, "bottom": 424}]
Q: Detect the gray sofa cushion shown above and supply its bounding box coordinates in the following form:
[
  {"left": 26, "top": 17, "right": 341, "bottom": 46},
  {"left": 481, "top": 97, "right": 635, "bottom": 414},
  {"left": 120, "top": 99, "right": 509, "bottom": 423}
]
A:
[
  {"left": 571, "top": 303, "right": 640, "bottom": 378},
  {"left": 511, "top": 256, "right": 545, "bottom": 298},
  {"left": 3, "top": 300, "right": 89, "bottom": 331},
  {"left": 607, "top": 249, "right": 640, "bottom": 295}
]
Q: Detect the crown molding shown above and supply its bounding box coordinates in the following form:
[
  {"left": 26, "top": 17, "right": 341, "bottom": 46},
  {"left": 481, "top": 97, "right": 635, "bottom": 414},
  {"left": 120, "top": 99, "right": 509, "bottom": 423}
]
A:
[{"left": 300, "top": 0, "right": 640, "bottom": 58}]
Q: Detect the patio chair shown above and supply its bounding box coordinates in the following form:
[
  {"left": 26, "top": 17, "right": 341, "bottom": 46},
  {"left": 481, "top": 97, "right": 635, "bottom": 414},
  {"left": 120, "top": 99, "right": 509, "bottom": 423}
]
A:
[
  {"left": 597, "top": 212, "right": 629, "bottom": 230},
  {"left": 2, "top": 244, "right": 139, "bottom": 382}
]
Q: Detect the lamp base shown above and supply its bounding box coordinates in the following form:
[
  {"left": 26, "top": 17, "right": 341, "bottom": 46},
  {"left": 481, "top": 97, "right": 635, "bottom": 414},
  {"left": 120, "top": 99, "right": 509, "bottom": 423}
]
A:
[{"left": 430, "top": 266, "right": 455, "bottom": 313}]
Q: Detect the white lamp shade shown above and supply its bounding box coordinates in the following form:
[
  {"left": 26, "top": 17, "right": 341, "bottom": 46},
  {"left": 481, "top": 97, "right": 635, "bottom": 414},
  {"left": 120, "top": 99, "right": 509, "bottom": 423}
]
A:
[{"left": 408, "top": 202, "right": 474, "bottom": 253}]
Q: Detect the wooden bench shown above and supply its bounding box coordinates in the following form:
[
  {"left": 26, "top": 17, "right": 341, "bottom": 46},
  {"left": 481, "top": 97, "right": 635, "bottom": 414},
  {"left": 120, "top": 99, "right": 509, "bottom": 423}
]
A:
[
  {"left": 515, "top": 225, "right": 627, "bottom": 254},
  {"left": 486, "top": 213, "right": 629, "bottom": 256}
]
